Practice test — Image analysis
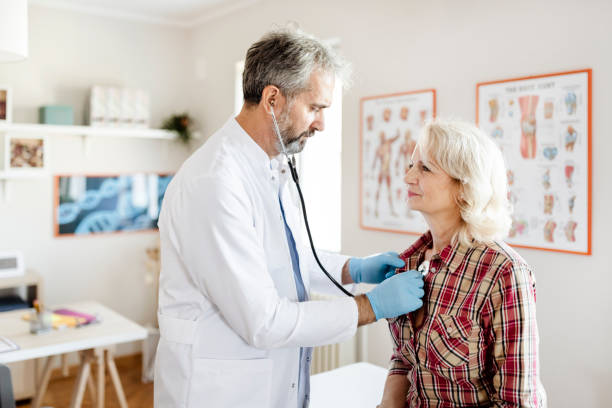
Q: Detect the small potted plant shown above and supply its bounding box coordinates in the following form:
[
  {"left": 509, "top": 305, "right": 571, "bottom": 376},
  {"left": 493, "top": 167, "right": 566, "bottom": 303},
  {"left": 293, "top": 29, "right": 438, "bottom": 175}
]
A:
[{"left": 162, "top": 113, "right": 194, "bottom": 144}]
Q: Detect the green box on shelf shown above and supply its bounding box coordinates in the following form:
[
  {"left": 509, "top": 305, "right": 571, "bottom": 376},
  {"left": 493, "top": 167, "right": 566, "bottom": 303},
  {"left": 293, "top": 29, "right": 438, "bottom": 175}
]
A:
[{"left": 39, "top": 105, "right": 74, "bottom": 125}]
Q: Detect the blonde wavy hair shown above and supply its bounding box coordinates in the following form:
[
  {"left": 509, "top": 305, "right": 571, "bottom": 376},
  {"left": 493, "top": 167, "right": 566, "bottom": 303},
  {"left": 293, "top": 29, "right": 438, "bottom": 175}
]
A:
[{"left": 415, "top": 119, "right": 512, "bottom": 246}]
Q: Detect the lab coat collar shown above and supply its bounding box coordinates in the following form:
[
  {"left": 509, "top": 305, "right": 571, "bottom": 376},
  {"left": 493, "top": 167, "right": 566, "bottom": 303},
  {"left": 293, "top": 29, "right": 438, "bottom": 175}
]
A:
[{"left": 229, "top": 117, "right": 290, "bottom": 183}]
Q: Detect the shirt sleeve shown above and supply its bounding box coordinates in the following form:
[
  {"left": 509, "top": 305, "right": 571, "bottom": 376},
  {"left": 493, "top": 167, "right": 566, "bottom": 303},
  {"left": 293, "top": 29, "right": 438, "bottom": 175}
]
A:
[
  {"left": 388, "top": 319, "right": 412, "bottom": 376},
  {"left": 168, "top": 175, "right": 358, "bottom": 349},
  {"left": 488, "top": 262, "right": 543, "bottom": 407}
]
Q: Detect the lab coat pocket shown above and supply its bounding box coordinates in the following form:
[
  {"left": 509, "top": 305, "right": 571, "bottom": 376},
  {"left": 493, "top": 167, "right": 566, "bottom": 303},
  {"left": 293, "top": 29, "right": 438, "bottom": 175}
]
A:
[
  {"left": 188, "top": 358, "right": 273, "bottom": 408},
  {"left": 425, "top": 314, "right": 472, "bottom": 370}
]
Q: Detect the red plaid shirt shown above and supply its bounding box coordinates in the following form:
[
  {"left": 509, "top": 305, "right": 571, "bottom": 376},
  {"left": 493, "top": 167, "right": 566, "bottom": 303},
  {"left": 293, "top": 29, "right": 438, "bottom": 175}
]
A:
[{"left": 388, "top": 232, "right": 545, "bottom": 407}]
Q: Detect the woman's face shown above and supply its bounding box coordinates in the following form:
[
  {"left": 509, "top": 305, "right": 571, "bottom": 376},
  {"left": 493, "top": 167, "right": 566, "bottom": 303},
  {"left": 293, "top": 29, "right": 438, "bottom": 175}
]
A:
[{"left": 404, "top": 147, "right": 461, "bottom": 217}]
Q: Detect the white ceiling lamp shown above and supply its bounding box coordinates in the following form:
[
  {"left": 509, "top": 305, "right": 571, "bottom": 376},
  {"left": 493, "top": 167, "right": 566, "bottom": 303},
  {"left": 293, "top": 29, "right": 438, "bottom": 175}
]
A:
[{"left": 0, "top": 0, "right": 29, "bottom": 62}]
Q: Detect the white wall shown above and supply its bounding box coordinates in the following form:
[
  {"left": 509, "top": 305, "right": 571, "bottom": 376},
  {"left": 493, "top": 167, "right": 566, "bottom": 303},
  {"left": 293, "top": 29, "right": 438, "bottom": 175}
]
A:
[
  {"left": 188, "top": 0, "right": 612, "bottom": 406},
  {"left": 1, "top": 1, "right": 610, "bottom": 405},
  {"left": 0, "top": 6, "right": 193, "bottom": 353}
]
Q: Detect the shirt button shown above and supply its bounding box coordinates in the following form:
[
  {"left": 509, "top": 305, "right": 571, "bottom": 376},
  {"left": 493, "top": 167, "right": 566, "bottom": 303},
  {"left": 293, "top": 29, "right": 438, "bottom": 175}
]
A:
[
  {"left": 431, "top": 267, "right": 437, "bottom": 273},
  {"left": 291, "top": 383, "right": 296, "bottom": 388},
  {"left": 306, "top": 357, "right": 310, "bottom": 362}
]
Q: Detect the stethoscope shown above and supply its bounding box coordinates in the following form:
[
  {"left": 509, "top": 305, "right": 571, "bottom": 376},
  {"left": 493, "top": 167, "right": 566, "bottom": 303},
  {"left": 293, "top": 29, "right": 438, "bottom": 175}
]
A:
[
  {"left": 270, "top": 107, "right": 354, "bottom": 297},
  {"left": 418, "top": 260, "right": 430, "bottom": 276}
]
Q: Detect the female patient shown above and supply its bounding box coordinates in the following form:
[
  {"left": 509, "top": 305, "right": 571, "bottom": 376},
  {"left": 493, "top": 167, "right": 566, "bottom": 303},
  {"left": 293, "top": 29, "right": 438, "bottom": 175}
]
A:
[{"left": 380, "top": 119, "right": 546, "bottom": 407}]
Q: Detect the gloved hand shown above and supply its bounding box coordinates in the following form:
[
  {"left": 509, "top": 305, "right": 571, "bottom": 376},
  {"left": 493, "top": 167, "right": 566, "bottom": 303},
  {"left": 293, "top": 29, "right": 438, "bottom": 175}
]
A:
[
  {"left": 365, "top": 270, "right": 424, "bottom": 320},
  {"left": 349, "top": 252, "right": 405, "bottom": 284}
]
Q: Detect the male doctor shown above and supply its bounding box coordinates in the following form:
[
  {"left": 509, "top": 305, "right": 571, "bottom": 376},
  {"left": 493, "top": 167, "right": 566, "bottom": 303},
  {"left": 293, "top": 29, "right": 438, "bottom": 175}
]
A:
[{"left": 154, "top": 28, "right": 424, "bottom": 408}]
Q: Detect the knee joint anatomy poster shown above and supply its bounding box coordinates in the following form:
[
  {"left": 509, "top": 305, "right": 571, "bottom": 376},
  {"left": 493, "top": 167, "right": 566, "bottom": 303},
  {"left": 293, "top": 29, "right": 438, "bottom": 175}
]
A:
[
  {"left": 477, "top": 69, "right": 591, "bottom": 255},
  {"left": 360, "top": 89, "right": 436, "bottom": 234}
]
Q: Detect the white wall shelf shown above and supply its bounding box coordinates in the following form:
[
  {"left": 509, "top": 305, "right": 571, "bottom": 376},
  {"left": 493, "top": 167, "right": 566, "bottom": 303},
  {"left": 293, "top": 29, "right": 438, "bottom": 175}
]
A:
[
  {"left": 0, "top": 172, "right": 48, "bottom": 180},
  {"left": 0, "top": 123, "right": 178, "bottom": 140}
]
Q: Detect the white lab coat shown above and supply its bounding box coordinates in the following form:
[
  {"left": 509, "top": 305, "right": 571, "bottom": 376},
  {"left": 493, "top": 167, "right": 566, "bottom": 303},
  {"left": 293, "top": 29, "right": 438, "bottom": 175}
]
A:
[{"left": 154, "top": 118, "right": 358, "bottom": 408}]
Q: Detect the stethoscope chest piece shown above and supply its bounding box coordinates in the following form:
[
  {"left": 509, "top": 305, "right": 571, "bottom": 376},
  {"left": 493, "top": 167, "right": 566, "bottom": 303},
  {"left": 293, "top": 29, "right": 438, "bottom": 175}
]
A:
[{"left": 418, "top": 260, "right": 430, "bottom": 277}]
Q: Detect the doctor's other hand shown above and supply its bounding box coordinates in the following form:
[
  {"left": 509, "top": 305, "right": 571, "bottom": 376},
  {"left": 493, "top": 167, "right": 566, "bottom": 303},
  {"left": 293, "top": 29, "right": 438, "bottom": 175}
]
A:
[
  {"left": 365, "top": 270, "right": 424, "bottom": 320},
  {"left": 348, "top": 252, "right": 405, "bottom": 284}
]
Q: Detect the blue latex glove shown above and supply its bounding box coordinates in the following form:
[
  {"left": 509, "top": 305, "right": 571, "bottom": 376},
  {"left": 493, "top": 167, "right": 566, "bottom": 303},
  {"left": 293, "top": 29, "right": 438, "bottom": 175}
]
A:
[
  {"left": 349, "top": 252, "right": 405, "bottom": 284},
  {"left": 365, "top": 270, "right": 424, "bottom": 320}
]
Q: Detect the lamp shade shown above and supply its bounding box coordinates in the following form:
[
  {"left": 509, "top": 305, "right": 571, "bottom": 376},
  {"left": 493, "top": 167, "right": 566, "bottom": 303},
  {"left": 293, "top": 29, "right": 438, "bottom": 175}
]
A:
[{"left": 0, "top": 0, "right": 28, "bottom": 62}]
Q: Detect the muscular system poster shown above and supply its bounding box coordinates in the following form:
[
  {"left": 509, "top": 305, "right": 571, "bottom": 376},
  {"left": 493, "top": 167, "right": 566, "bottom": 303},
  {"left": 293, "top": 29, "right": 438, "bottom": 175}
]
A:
[
  {"left": 477, "top": 70, "right": 591, "bottom": 255},
  {"left": 360, "top": 89, "right": 436, "bottom": 234}
]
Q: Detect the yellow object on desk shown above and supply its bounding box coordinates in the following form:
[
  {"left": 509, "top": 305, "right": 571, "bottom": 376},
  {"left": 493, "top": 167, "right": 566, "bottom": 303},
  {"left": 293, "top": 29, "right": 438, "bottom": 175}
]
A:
[{"left": 22, "top": 312, "right": 86, "bottom": 329}]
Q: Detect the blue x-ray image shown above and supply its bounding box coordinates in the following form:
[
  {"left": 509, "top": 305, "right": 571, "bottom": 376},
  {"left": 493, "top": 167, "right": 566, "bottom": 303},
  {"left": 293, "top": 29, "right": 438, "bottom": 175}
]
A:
[{"left": 56, "top": 173, "right": 173, "bottom": 236}]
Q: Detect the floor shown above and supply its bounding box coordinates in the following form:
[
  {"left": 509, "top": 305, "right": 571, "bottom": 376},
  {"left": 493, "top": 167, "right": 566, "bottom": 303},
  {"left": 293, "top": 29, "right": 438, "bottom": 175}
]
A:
[{"left": 17, "top": 354, "right": 153, "bottom": 408}]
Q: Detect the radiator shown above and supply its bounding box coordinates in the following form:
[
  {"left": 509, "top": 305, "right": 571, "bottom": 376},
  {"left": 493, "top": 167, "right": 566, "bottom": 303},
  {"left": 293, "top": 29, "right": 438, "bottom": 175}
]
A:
[
  {"left": 309, "top": 291, "right": 355, "bottom": 374},
  {"left": 311, "top": 339, "right": 341, "bottom": 375}
]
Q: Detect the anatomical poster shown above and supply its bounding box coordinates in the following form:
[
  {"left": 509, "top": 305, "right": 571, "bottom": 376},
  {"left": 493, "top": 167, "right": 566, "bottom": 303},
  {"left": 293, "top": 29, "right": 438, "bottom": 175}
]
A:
[
  {"left": 477, "top": 69, "right": 591, "bottom": 255},
  {"left": 360, "top": 89, "right": 436, "bottom": 234}
]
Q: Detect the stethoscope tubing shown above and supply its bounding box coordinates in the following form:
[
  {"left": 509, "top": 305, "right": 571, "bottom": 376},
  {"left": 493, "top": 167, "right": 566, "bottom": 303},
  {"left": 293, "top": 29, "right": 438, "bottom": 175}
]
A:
[
  {"left": 270, "top": 108, "right": 353, "bottom": 297},
  {"left": 287, "top": 159, "right": 354, "bottom": 297}
]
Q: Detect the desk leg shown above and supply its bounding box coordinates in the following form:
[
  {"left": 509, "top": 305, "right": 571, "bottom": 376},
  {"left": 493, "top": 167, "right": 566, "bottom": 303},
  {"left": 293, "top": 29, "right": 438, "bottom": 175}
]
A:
[
  {"left": 34, "top": 358, "right": 39, "bottom": 389},
  {"left": 106, "top": 348, "right": 128, "bottom": 408},
  {"left": 95, "top": 348, "right": 105, "bottom": 408},
  {"left": 69, "top": 350, "right": 93, "bottom": 408},
  {"left": 87, "top": 367, "right": 97, "bottom": 403},
  {"left": 62, "top": 353, "right": 70, "bottom": 376},
  {"left": 77, "top": 351, "right": 97, "bottom": 404},
  {"left": 31, "top": 355, "right": 55, "bottom": 408}
]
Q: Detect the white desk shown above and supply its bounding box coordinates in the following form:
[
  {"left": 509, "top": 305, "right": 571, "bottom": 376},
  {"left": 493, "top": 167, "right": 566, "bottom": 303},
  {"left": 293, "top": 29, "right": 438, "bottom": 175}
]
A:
[
  {"left": 310, "top": 362, "right": 388, "bottom": 408},
  {"left": 0, "top": 301, "right": 147, "bottom": 408}
]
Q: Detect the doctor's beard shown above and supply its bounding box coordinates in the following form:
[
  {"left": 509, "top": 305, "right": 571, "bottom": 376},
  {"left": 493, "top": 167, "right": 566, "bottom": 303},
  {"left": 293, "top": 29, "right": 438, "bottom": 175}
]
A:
[{"left": 276, "top": 110, "right": 314, "bottom": 155}]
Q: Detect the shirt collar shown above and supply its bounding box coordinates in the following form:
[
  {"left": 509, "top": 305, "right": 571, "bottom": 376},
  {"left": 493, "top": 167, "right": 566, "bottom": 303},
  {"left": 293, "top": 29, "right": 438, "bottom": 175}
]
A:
[
  {"left": 399, "top": 230, "right": 473, "bottom": 272},
  {"left": 399, "top": 231, "right": 433, "bottom": 261},
  {"left": 438, "top": 238, "right": 464, "bottom": 270}
]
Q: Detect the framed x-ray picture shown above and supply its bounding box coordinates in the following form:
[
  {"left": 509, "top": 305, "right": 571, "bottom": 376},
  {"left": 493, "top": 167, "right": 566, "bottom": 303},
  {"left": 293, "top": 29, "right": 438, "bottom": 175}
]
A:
[
  {"left": 360, "top": 89, "right": 436, "bottom": 234},
  {"left": 477, "top": 69, "right": 591, "bottom": 255},
  {"left": 54, "top": 173, "right": 173, "bottom": 237}
]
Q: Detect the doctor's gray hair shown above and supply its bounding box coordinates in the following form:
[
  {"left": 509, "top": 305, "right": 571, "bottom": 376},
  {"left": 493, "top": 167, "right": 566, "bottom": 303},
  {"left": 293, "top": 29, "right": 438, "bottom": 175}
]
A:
[{"left": 242, "top": 28, "right": 350, "bottom": 105}]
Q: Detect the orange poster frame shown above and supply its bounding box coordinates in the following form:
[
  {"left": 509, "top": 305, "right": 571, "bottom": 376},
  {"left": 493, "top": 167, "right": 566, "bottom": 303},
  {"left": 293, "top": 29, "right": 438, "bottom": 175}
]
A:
[
  {"left": 53, "top": 172, "right": 172, "bottom": 238},
  {"left": 476, "top": 69, "right": 592, "bottom": 255},
  {"left": 359, "top": 89, "right": 437, "bottom": 235}
]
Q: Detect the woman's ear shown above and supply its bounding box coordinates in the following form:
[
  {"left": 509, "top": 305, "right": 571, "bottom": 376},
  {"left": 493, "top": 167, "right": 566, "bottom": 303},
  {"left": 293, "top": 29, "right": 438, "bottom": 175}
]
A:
[{"left": 454, "top": 182, "right": 468, "bottom": 208}]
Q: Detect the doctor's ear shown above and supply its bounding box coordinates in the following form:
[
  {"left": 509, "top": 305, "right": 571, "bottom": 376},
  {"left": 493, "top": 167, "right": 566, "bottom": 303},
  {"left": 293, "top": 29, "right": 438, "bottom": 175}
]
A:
[{"left": 261, "top": 85, "right": 283, "bottom": 114}]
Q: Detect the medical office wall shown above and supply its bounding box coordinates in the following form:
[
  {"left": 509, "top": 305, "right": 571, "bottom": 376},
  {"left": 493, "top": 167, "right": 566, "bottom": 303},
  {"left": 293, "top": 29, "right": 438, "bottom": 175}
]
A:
[
  {"left": 0, "top": 4, "right": 191, "bottom": 356},
  {"left": 188, "top": 0, "right": 612, "bottom": 407}
]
